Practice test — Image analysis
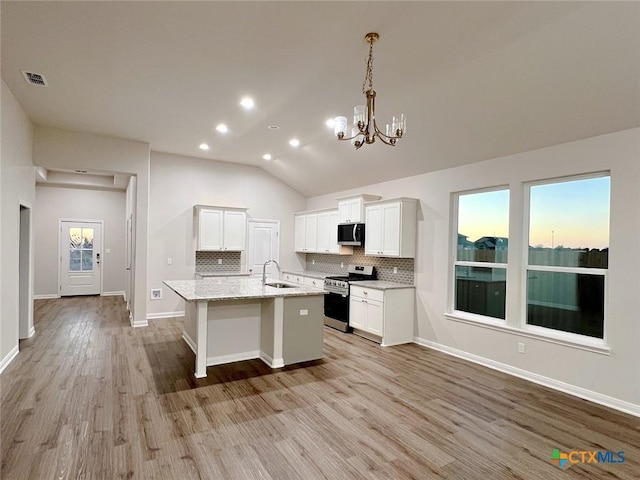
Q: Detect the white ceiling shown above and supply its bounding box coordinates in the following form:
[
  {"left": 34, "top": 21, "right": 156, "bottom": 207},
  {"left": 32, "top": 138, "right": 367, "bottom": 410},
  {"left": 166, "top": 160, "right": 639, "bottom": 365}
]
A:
[{"left": 2, "top": 1, "right": 639, "bottom": 197}]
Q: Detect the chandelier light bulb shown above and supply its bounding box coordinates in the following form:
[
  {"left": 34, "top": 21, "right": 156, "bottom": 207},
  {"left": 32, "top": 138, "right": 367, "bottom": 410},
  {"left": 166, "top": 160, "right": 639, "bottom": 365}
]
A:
[{"left": 334, "top": 116, "right": 348, "bottom": 138}]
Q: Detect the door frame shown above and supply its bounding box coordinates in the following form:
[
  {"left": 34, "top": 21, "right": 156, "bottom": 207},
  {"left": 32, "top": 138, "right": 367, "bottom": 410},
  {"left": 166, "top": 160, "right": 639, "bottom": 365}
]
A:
[
  {"left": 247, "top": 218, "right": 280, "bottom": 277},
  {"left": 58, "top": 218, "right": 105, "bottom": 296},
  {"left": 18, "top": 200, "right": 34, "bottom": 339}
]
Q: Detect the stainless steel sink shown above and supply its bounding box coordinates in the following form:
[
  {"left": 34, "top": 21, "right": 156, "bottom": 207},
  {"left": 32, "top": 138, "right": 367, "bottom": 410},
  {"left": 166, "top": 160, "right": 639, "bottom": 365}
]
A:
[{"left": 265, "top": 282, "right": 297, "bottom": 289}]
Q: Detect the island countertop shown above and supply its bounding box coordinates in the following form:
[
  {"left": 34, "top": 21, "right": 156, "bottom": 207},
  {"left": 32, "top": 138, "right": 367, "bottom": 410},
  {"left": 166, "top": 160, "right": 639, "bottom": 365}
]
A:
[{"left": 164, "top": 277, "right": 325, "bottom": 302}]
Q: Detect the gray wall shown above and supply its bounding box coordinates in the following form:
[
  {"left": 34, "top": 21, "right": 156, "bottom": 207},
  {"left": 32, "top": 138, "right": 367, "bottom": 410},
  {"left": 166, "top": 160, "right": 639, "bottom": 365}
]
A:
[
  {"left": 1, "top": 79, "right": 35, "bottom": 368},
  {"left": 34, "top": 185, "right": 126, "bottom": 296}
]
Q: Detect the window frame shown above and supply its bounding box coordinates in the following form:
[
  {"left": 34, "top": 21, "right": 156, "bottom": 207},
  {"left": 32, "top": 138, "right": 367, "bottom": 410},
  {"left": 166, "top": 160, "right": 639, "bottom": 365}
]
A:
[
  {"left": 521, "top": 171, "right": 610, "bottom": 344},
  {"left": 450, "top": 185, "right": 510, "bottom": 323}
]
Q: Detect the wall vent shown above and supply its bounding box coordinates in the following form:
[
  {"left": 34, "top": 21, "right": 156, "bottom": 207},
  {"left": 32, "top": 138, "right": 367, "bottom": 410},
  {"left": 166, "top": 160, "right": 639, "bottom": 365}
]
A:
[{"left": 21, "top": 71, "right": 48, "bottom": 87}]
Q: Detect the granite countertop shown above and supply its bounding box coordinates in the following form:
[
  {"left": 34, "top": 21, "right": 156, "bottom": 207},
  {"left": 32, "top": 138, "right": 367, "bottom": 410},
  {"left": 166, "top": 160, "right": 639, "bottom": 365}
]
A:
[
  {"left": 350, "top": 280, "right": 415, "bottom": 290},
  {"left": 195, "top": 271, "right": 250, "bottom": 277},
  {"left": 164, "top": 277, "right": 326, "bottom": 302},
  {"left": 281, "top": 269, "right": 330, "bottom": 279}
]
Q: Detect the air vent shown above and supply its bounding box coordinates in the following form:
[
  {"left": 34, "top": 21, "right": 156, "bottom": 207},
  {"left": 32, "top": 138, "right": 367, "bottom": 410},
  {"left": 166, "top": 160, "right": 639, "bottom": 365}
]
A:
[
  {"left": 21, "top": 71, "right": 48, "bottom": 87},
  {"left": 75, "top": 170, "right": 88, "bottom": 174}
]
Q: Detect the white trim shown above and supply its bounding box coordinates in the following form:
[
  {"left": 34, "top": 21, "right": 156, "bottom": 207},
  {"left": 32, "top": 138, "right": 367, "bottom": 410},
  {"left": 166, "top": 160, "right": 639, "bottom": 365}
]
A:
[
  {"left": 147, "top": 310, "right": 185, "bottom": 320},
  {"left": 0, "top": 346, "right": 19, "bottom": 375},
  {"left": 182, "top": 332, "right": 261, "bottom": 367},
  {"left": 58, "top": 219, "right": 104, "bottom": 296},
  {"left": 444, "top": 312, "right": 610, "bottom": 355},
  {"left": 28, "top": 326, "right": 35, "bottom": 338},
  {"left": 130, "top": 316, "right": 148, "bottom": 328},
  {"left": 259, "top": 351, "right": 284, "bottom": 369},
  {"left": 102, "top": 291, "right": 125, "bottom": 297},
  {"left": 33, "top": 293, "right": 59, "bottom": 300},
  {"left": 413, "top": 337, "right": 639, "bottom": 418}
]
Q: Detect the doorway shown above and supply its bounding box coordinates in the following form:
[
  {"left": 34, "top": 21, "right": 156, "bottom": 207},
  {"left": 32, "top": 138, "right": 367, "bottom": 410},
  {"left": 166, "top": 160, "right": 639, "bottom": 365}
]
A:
[
  {"left": 247, "top": 219, "right": 280, "bottom": 278},
  {"left": 19, "top": 203, "right": 33, "bottom": 338},
  {"left": 59, "top": 220, "right": 103, "bottom": 296}
]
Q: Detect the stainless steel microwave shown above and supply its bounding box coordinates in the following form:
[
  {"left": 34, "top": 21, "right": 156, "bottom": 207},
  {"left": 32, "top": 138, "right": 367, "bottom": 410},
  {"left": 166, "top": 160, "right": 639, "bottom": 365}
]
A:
[{"left": 337, "top": 223, "right": 365, "bottom": 246}]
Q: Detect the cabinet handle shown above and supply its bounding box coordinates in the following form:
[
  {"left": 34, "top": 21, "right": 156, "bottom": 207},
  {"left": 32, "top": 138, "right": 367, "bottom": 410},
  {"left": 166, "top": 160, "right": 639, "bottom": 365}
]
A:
[{"left": 363, "top": 291, "right": 368, "bottom": 295}]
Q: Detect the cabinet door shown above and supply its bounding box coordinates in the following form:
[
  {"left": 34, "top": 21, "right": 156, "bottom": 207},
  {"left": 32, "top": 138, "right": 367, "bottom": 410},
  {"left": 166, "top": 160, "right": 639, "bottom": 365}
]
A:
[
  {"left": 198, "top": 209, "right": 224, "bottom": 250},
  {"left": 294, "top": 215, "right": 306, "bottom": 252},
  {"left": 304, "top": 214, "right": 318, "bottom": 253},
  {"left": 381, "top": 203, "right": 401, "bottom": 256},
  {"left": 364, "top": 205, "right": 382, "bottom": 255},
  {"left": 223, "top": 210, "right": 246, "bottom": 250},
  {"left": 338, "top": 201, "right": 351, "bottom": 223},
  {"left": 348, "top": 198, "right": 363, "bottom": 223},
  {"left": 327, "top": 210, "right": 340, "bottom": 253},
  {"left": 349, "top": 298, "right": 367, "bottom": 329},
  {"left": 365, "top": 299, "right": 383, "bottom": 336},
  {"left": 316, "top": 212, "right": 332, "bottom": 253}
]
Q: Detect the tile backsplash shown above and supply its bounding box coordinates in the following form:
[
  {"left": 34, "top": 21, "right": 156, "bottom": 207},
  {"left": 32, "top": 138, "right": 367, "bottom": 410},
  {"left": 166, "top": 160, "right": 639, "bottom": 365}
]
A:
[
  {"left": 305, "top": 248, "right": 414, "bottom": 284},
  {"left": 195, "top": 251, "right": 242, "bottom": 272}
]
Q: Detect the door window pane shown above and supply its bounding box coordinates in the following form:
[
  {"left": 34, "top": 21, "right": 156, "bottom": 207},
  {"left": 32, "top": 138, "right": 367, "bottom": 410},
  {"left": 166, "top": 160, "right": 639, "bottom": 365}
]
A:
[
  {"left": 70, "top": 250, "right": 81, "bottom": 271},
  {"left": 82, "top": 228, "right": 94, "bottom": 248},
  {"left": 527, "top": 271, "right": 604, "bottom": 338},
  {"left": 455, "top": 266, "right": 506, "bottom": 319},
  {"left": 70, "top": 228, "right": 82, "bottom": 249},
  {"left": 529, "top": 177, "right": 609, "bottom": 268},
  {"left": 82, "top": 250, "right": 93, "bottom": 270},
  {"left": 457, "top": 190, "right": 509, "bottom": 263}
]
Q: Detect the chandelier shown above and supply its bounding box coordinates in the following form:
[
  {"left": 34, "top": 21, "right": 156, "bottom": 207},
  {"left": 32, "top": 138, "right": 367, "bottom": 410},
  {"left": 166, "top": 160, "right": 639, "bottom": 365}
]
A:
[{"left": 334, "top": 32, "right": 405, "bottom": 149}]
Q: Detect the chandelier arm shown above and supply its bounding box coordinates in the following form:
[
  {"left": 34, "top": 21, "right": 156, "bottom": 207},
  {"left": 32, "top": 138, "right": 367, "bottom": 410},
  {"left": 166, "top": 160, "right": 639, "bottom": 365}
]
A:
[
  {"left": 337, "top": 131, "right": 366, "bottom": 142},
  {"left": 372, "top": 119, "right": 401, "bottom": 142}
]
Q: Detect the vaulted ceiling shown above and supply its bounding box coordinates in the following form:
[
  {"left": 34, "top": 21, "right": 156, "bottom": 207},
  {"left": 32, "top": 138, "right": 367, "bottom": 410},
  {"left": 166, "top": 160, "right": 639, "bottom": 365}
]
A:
[{"left": 2, "top": 1, "right": 639, "bottom": 196}]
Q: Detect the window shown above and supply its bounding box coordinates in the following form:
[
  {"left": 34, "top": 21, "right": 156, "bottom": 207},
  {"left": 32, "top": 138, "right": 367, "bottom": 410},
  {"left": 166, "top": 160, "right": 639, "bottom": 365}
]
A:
[
  {"left": 526, "top": 175, "right": 609, "bottom": 338},
  {"left": 454, "top": 189, "right": 509, "bottom": 319}
]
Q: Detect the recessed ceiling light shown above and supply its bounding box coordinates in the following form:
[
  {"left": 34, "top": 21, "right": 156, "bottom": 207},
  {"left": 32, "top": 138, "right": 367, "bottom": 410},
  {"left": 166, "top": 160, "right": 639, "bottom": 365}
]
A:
[
  {"left": 216, "top": 124, "right": 228, "bottom": 133},
  {"left": 289, "top": 138, "right": 300, "bottom": 148},
  {"left": 199, "top": 143, "right": 210, "bottom": 150},
  {"left": 268, "top": 124, "right": 280, "bottom": 130},
  {"left": 262, "top": 154, "right": 272, "bottom": 161},
  {"left": 240, "top": 97, "right": 255, "bottom": 110},
  {"left": 326, "top": 118, "right": 336, "bottom": 129}
]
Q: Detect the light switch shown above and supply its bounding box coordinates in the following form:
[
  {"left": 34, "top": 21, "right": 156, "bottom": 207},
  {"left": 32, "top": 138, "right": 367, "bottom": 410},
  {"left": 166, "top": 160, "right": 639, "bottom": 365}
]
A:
[
  {"left": 105, "top": 248, "right": 111, "bottom": 254},
  {"left": 167, "top": 258, "right": 172, "bottom": 265}
]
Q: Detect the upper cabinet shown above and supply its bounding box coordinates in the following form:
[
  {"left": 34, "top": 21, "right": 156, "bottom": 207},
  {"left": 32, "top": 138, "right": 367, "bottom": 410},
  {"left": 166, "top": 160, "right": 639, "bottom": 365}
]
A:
[
  {"left": 316, "top": 210, "right": 339, "bottom": 254},
  {"left": 364, "top": 198, "right": 418, "bottom": 258},
  {"left": 294, "top": 212, "right": 318, "bottom": 253},
  {"left": 337, "top": 194, "right": 381, "bottom": 223},
  {"left": 195, "top": 205, "right": 247, "bottom": 251}
]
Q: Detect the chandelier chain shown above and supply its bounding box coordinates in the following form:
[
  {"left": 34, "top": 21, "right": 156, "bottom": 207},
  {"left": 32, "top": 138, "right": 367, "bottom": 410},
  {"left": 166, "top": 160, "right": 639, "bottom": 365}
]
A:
[{"left": 361, "top": 39, "right": 374, "bottom": 94}]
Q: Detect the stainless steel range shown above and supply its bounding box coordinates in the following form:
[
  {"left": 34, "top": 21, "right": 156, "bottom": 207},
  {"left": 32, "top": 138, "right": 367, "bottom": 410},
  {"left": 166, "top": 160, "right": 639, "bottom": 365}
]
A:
[{"left": 324, "top": 265, "right": 376, "bottom": 332}]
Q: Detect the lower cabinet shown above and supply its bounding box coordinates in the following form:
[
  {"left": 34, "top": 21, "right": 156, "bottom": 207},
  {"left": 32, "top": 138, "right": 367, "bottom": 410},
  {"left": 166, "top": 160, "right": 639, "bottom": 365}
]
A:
[
  {"left": 349, "top": 285, "right": 415, "bottom": 346},
  {"left": 282, "top": 272, "right": 324, "bottom": 289}
]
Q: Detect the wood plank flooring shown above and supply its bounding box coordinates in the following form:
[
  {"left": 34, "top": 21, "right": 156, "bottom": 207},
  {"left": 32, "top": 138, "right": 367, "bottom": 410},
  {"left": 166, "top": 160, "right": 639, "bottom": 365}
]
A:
[{"left": 1, "top": 296, "right": 639, "bottom": 479}]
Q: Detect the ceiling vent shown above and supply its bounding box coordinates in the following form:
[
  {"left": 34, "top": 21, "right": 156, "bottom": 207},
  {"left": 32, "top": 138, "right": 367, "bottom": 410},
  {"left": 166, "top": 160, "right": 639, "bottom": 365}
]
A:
[{"left": 21, "top": 71, "right": 48, "bottom": 87}]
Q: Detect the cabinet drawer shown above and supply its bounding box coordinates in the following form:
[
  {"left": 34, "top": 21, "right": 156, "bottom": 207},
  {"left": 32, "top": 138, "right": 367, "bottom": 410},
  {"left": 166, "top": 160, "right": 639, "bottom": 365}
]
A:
[
  {"left": 350, "top": 285, "right": 384, "bottom": 302},
  {"left": 303, "top": 276, "right": 323, "bottom": 289}
]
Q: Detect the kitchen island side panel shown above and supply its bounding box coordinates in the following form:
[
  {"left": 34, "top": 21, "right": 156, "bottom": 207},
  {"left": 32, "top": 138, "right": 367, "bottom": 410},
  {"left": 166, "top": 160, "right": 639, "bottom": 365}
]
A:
[{"left": 283, "top": 296, "right": 324, "bottom": 364}]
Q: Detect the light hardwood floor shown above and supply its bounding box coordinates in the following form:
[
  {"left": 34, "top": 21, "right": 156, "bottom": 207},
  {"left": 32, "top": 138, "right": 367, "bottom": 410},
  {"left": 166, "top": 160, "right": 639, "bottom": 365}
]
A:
[{"left": 1, "top": 296, "right": 639, "bottom": 479}]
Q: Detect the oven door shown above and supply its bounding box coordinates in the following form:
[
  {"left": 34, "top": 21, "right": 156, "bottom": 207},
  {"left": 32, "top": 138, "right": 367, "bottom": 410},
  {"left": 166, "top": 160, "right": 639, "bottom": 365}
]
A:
[{"left": 324, "top": 291, "right": 350, "bottom": 331}]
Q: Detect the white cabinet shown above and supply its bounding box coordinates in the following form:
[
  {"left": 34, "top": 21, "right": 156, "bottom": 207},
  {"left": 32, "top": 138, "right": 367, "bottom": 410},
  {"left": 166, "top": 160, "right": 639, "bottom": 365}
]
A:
[
  {"left": 282, "top": 272, "right": 324, "bottom": 289},
  {"left": 196, "top": 206, "right": 247, "bottom": 251},
  {"left": 349, "top": 285, "right": 415, "bottom": 346},
  {"left": 316, "top": 210, "right": 340, "bottom": 254},
  {"left": 364, "top": 198, "right": 417, "bottom": 258},
  {"left": 282, "top": 272, "right": 304, "bottom": 284},
  {"left": 294, "top": 213, "right": 317, "bottom": 253},
  {"left": 337, "top": 194, "right": 381, "bottom": 223}
]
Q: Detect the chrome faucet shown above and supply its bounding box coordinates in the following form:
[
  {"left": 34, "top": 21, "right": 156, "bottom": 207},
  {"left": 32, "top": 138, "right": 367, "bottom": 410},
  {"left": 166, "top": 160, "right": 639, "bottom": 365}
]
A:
[{"left": 262, "top": 259, "right": 280, "bottom": 285}]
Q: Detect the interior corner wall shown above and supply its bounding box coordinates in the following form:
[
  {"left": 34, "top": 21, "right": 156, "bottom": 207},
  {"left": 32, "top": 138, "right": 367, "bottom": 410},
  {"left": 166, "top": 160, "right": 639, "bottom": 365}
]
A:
[
  {"left": 1, "top": 79, "right": 35, "bottom": 369},
  {"left": 32, "top": 127, "right": 150, "bottom": 326},
  {"left": 147, "top": 151, "right": 306, "bottom": 317},
  {"left": 306, "top": 128, "right": 640, "bottom": 409},
  {"left": 34, "top": 185, "right": 126, "bottom": 297}
]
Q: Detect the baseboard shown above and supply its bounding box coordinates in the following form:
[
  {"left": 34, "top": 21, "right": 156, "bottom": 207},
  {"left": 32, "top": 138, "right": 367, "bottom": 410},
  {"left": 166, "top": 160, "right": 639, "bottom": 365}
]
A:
[
  {"left": 33, "top": 294, "right": 59, "bottom": 300},
  {"left": 182, "top": 331, "right": 265, "bottom": 367},
  {"left": 414, "top": 337, "right": 640, "bottom": 418},
  {"left": 0, "top": 345, "right": 19, "bottom": 375},
  {"left": 28, "top": 326, "right": 35, "bottom": 338},
  {"left": 147, "top": 310, "right": 185, "bottom": 320},
  {"left": 130, "top": 315, "right": 148, "bottom": 328},
  {"left": 259, "top": 351, "right": 284, "bottom": 369},
  {"left": 102, "top": 291, "right": 125, "bottom": 297}
]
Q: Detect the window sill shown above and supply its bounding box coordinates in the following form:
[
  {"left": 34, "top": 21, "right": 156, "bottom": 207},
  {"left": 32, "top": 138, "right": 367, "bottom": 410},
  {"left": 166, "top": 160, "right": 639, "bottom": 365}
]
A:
[{"left": 444, "top": 312, "right": 611, "bottom": 355}]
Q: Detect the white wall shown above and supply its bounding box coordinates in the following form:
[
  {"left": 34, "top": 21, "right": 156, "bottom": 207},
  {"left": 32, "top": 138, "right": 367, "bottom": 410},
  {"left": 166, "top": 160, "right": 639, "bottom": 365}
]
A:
[
  {"left": 307, "top": 128, "right": 640, "bottom": 411},
  {"left": 148, "top": 151, "right": 306, "bottom": 317},
  {"left": 33, "top": 127, "right": 150, "bottom": 326},
  {"left": 34, "top": 185, "right": 126, "bottom": 296},
  {"left": 1, "top": 80, "right": 35, "bottom": 369}
]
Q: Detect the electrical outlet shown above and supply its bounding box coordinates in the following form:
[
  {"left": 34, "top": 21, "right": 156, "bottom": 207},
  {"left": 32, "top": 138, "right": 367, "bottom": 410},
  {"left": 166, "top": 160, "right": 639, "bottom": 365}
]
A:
[
  {"left": 299, "top": 309, "right": 308, "bottom": 316},
  {"left": 167, "top": 258, "right": 172, "bottom": 265},
  {"left": 518, "top": 342, "right": 525, "bottom": 354},
  {"left": 150, "top": 288, "right": 162, "bottom": 300},
  {"left": 218, "top": 259, "right": 223, "bottom": 265},
  {"left": 312, "top": 259, "right": 315, "bottom": 265},
  {"left": 393, "top": 267, "right": 398, "bottom": 274},
  {"left": 341, "top": 262, "right": 344, "bottom": 268}
]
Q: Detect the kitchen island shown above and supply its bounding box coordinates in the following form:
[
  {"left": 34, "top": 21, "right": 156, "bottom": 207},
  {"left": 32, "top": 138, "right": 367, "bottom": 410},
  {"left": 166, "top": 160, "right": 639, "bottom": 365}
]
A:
[{"left": 164, "top": 277, "right": 326, "bottom": 378}]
